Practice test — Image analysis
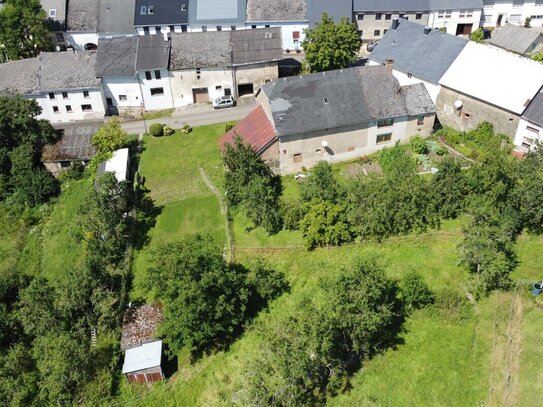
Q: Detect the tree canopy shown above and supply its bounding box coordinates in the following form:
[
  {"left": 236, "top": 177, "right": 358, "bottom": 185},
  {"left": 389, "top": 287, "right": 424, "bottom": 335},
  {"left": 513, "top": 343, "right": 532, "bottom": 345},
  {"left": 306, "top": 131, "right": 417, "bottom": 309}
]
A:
[
  {"left": 0, "top": 0, "right": 53, "bottom": 60},
  {"left": 302, "top": 13, "right": 361, "bottom": 73}
]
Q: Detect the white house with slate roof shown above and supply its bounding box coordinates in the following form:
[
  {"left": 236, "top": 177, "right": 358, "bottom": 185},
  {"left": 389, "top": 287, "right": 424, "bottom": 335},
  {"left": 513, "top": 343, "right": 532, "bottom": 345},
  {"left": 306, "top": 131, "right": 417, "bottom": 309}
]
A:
[
  {"left": 482, "top": 0, "right": 543, "bottom": 28},
  {"left": 514, "top": 88, "right": 543, "bottom": 155},
  {"left": 369, "top": 18, "right": 468, "bottom": 103},
  {"left": 221, "top": 65, "right": 436, "bottom": 174},
  {"left": 0, "top": 51, "right": 105, "bottom": 123}
]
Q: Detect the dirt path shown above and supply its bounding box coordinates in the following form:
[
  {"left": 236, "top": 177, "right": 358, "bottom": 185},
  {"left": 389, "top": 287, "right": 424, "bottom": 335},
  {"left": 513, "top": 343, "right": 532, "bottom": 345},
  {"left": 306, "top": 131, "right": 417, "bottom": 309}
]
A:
[
  {"left": 199, "top": 167, "right": 234, "bottom": 263},
  {"left": 487, "top": 287, "right": 524, "bottom": 407}
]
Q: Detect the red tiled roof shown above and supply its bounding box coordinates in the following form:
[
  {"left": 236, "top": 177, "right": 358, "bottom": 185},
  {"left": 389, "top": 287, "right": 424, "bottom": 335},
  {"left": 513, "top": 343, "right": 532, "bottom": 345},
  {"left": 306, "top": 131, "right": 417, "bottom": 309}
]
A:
[{"left": 219, "top": 105, "right": 277, "bottom": 153}]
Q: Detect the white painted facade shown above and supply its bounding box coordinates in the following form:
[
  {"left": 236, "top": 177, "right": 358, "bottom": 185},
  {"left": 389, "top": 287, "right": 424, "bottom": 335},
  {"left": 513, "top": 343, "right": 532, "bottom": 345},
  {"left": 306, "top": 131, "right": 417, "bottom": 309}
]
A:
[
  {"left": 188, "top": 24, "right": 245, "bottom": 32},
  {"left": 170, "top": 68, "right": 233, "bottom": 107},
  {"left": 136, "top": 25, "right": 188, "bottom": 36},
  {"left": 65, "top": 32, "right": 99, "bottom": 50},
  {"left": 137, "top": 69, "right": 175, "bottom": 111},
  {"left": 368, "top": 60, "right": 441, "bottom": 104},
  {"left": 482, "top": 0, "right": 543, "bottom": 27},
  {"left": 245, "top": 22, "right": 308, "bottom": 50},
  {"left": 101, "top": 77, "right": 143, "bottom": 113},
  {"left": 514, "top": 117, "right": 543, "bottom": 151},
  {"left": 428, "top": 8, "right": 483, "bottom": 35},
  {"left": 34, "top": 88, "right": 106, "bottom": 123}
]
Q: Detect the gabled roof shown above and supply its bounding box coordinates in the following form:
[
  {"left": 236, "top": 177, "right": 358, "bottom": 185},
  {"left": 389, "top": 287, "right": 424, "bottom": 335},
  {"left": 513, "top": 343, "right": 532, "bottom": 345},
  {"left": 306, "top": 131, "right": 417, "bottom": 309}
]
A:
[
  {"left": 40, "top": 52, "right": 100, "bottom": 91},
  {"left": 261, "top": 65, "right": 435, "bottom": 137},
  {"left": 307, "top": 0, "right": 352, "bottom": 26},
  {"left": 523, "top": 89, "right": 543, "bottom": 127},
  {"left": 98, "top": 0, "right": 136, "bottom": 34},
  {"left": 353, "top": 0, "right": 429, "bottom": 12},
  {"left": 170, "top": 28, "right": 283, "bottom": 69},
  {"left": 246, "top": 0, "right": 307, "bottom": 22},
  {"left": 219, "top": 105, "right": 277, "bottom": 153},
  {"left": 136, "top": 35, "right": 171, "bottom": 71},
  {"left": 370, "top": 19, "right": 468, "bottom": 84},
  {"left": 429, "top": 0, "right": 482, "bottom": 9},
  {"left": 489, "top": 24, "right": 543, "bottom": 55},
  {"left": 0, "top": 58, "right": 40, "bottom": 96},
  {"left": 96, "top": 36, "right": 138, "bottom": 77},
  {"left": 122, "top": 340, "right": 162, "bottom": 374},
  {"left": 439, "top": 41, "right": 543, "bottom": 115},
  {"left": 188, "top": 0, "right": 246, "bottom": 25},
  {"left": 66, "top": 0, "right": 99, "bottom": 32},
  {"left": 134, "top": 0, "right": 189, "bottom": 26},
  {"left": 42, "top": 121, "right": 101, "bottom": 162}
]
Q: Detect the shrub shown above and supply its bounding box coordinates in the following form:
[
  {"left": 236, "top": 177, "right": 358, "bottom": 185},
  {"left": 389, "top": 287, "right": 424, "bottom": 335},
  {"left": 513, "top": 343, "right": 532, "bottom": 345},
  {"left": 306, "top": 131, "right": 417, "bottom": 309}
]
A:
[
  {"left": 182, "top": 124, "right": 192, "bottom": 134},
  {"left": 378, "top": 144, "right": 416, "bottom": 176},
  {"left": 435, "top": 146, "right": 449, "bottom": 156},
  {"left": 281, "top": 199, "right": 305, "bottom": 230},
  {"left": 400, "top": 272, "right": 434, "bottom": 310},
  {"left": 149, "top": 123, "right": 163, "bottom": 137},
  {"left": 300, "top": 201, "right": 352, "bottom": 248},
  {"left": 225, "top": 121, "right": 236, "bottom": 133},
  {"left": 469, "top": 28, "right": 485, "bottom": 43},
  {"left": 162, "top": 125, "right": 175, "bottom": 136},
  {"left": 410, "top": 136, "right": 429, "bottom": 154}
]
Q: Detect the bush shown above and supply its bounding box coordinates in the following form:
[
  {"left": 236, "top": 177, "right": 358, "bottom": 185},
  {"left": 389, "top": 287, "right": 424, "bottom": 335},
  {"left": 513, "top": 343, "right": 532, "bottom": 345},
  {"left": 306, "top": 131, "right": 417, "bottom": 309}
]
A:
[
  {"left": 182, "top": 124, "right": 192, "bottom": 134},
  {"left": 281, "top": 199, "right": 305, "bottom": 230},
  {"left": 149, "top": 123, "right": 163, "bottom": 137},
  {"left": 400, "top": 272, "right": 434, "bottom": 310},
  {"left": 435, "top": 146, "right": 449, "bottom": 156},
  {"left": 162, "top": 125, "right": 175, "bottom": 136},
  {"left": 410, "top": 136, "right": 429, "bottom": 154},
  {"left": 378, "top": 144, "right": 416, "bottom": 176},
  {"left": 225, "top": 121, "right": 236, "bottom": 133},
  {"left": 300, "top": 201, "right": 352, "bottom": 248},
  {"left": 469, "top": 28, "right": 485, "bottom": 43}
]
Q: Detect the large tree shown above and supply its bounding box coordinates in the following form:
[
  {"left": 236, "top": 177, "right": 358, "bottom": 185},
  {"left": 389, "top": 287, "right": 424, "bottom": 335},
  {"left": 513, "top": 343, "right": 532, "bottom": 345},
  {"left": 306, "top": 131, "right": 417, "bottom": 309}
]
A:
[
  {"left": 0, "top": 96, "right": 59, "bottom": 206},
  {"left": 0, "top": 0, "right": 53, "bottom": 60},
  {"left": 302, "top": 13, "right": 361, "bottom": 72},
  {"left": 299, "top": 160, "right": 343, "bottom": 204}
]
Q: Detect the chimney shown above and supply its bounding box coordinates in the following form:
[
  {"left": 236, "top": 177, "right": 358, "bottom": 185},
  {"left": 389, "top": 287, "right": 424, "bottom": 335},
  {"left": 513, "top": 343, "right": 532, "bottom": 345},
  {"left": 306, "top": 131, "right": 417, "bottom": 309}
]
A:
[
  {"left": 424, "top": 26, "right": 431, "bottom": 35},
  {"left": 385, "top": 58, "right": 394, "bottom": 74},
  {"left": 391, "top": 19, "right": 400, "bottom": 30}
]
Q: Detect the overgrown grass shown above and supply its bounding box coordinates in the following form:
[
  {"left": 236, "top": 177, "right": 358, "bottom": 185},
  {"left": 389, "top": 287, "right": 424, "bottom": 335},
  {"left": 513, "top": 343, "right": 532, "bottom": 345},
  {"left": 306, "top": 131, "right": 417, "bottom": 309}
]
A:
[{"left": 142, "top": 108, "right": 175, "bottom": 121}]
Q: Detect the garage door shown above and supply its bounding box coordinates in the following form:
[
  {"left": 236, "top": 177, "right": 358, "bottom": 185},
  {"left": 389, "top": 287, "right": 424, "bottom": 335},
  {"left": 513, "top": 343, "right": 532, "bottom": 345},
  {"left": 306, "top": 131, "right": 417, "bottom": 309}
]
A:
[{"left": 192, "top": 88, "right": 209, "bottom": 103}]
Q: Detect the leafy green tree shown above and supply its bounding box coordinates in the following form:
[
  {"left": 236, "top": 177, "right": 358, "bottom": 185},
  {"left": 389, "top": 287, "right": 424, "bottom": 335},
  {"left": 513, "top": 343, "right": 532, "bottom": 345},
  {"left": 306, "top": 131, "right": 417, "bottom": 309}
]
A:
[
  {"left": 245, "top": 258, "right": 289, "bottom": 310},
  {"left": 280, "top": 198, "right": 305, "bottom": 230},
  {"left": 146, "top": 235, "right": 250, "bottom": 354},
  {"left": 0, "top": 343, "right": 39, "bottom": 407},
  {"left": 377, "top": 144, "right": 417, "bottom": 176},
  {"left": 400, "top": 272, "right": 435, "bottom": 310},
  {"left": 223, "top": 135, "right": 282, "bottom": 233},
  {"left": 514, "top": 147, "right": 543, "bottom": 234},
  {"left": 300, "top": 161, "right": 342, "bottom": 203},
  {"left": 469, "top": 28, "right": 485, "bottom": 43},
  {"left": 302, "top": 13, "right": 361, "bottom": 72},
  {"left": 431, "top": 157, "right": 468, "bottom": 219},
  {"left": 17, "top": 277, "right": 58, "bottom": 338},
  {"left": 409, "top": 136, "right": 429, "bottom": 155},
  {"left": 92, "top": 117, "right": 128, "bottom": 153},
  {"left": 300, "top": 200, "right": 352, "bottom": 248},
  {"left": 0, "top": 0, "right": 53, "bottom": 60}
]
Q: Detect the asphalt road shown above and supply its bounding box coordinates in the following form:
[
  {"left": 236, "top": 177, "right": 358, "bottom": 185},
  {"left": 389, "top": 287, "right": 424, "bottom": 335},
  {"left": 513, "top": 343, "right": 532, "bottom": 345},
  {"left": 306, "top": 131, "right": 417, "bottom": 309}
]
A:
[{"left": 120, "top": 100, "right": 256, "bottom": 134}]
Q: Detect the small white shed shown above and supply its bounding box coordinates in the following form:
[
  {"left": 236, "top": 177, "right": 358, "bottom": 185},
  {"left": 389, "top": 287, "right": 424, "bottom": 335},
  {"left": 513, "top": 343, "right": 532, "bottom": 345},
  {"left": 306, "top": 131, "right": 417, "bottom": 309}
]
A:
[{"left": 122, "top": 340, "right": 164, "bottom": 384}]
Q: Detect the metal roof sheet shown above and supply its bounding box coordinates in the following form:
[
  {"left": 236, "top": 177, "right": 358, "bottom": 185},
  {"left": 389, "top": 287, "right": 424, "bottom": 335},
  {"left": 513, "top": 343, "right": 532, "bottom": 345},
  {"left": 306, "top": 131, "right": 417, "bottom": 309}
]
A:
[
  {"left": 439, "top": 41, "right": 543, "bottom": 115},
  {"left": 122, "top": 340, "right": 162, "bottom": 373}
]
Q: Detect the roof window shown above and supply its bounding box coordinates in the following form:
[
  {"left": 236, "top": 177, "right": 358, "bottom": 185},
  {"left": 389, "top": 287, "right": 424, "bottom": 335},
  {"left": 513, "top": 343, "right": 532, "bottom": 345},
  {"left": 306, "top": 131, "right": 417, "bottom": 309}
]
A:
[
  {"left": 148, "top": 5, "right": 155, "bottom": 14},
  {"left": 323, "top": 97, "right": 329, "bottom": 104},
  {"left": 140, "top": 6, "right": 147, "bottom": 15},
  {"left": 181, "top": 3, "right": 187, "bottom": 11}
]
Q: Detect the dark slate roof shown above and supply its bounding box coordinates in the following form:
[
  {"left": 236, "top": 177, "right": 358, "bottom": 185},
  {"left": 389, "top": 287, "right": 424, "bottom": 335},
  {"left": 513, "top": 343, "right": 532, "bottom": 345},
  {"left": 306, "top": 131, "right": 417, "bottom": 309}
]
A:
[
  {"left": 188, "top": 0, "right": 245, "bottom": 25},
  {"left": 66, "top": 0, "right": 99, "bottom": 32},
  {"left": 489, "top": 24, "right": 543, "bottom": 55},
  {"left": 307, "top": 0, "right": 352, "bottom": 26},
  {"left": 134, "top": 0, "right": 189, "bottom": 26},
  {"left": 231, "top": 28, "right": 283, "bottom": 65},
  {"left": 98, "top": 0, "right": 136, "bottom": 34},
  {"left": 0, "top": 51, "right": 99, "bottom": 96},
  {"left": 0, "top": 58, "right": 40, "bottom": 96},
  {"left": 136, "top": 35, "right": 171, "bottom": 71},
  {"left": 403, "top": 83, "right": 436, "bottom": 115},
  {"left": 523, "top": 88, "right": 543, "bottom": 127},
  {"left": 261, "top": 65, "right": 435, "bottom": 137},
  {"left": 246, "top": 0, "right": 307, "bottom": 22},
  {"left": 370, "top": 18, "right": 468, "bottom": 84},
  {"left": 353, "top": 0, "right": 428, "bottom": 12},
  {"left": 429, "top": 0, "right": 482, "bottom": 10},
  {"left": 96, "top": 36, "right": 138, "bottom": 77},
  {"left": 219, "top": 105, "right": 278, "bottom": 153},
  {"left": 42, "top": 121, "right": 101, "bottom": 162},
  {"left": 40, "top": 52, "right": 100, "bottom": 91},
  {"left": 170, "top": 28, "right": 283, "bottom": 69}
]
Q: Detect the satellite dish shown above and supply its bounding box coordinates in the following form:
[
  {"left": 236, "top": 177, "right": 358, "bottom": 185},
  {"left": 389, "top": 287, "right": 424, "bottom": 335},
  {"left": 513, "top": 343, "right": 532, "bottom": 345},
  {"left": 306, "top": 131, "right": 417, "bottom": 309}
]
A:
[
  {"left": 321, "top": 140, "right": 328, "bottom": 148},
  {"left": 55, "top": 45, "right": 61, "bottom": 52},
  {"left": 454, "top": 100, "right": 463, "bottom": 109}
]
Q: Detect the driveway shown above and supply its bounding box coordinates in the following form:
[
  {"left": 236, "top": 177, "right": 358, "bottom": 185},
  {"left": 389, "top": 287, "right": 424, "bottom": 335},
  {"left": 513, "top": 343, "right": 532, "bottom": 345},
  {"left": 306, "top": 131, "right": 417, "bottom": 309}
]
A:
[{"left": 121, "top": 98, "right": 256, "bottom": 135}]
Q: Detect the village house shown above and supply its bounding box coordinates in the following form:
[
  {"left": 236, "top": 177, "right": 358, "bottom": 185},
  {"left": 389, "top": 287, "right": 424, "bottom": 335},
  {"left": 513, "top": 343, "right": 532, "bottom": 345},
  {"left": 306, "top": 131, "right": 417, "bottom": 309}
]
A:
[
  {"left": 134, "top": 0, "right": 188, "bottom": 35},
  {"left": 169, "top": 28, "right": 283, "bottom": 105},
  {"left": 41, "top": 121, "right": 101, "bottom": 175},
  {"left": 514, "top": 88, "right": 543, "bottom": 155},
  {"left": 437, "top": 41, "right": 543, "bottom": 136},
  {"left": 488, "top": 23, "right": 543, "bottom": 55},
  {"left": 221, "top": 65, "right": 436, "bottom": 174},
  {"left": 482, "top": 0, "right": 543, "bottom": 28},
  {"left": 120, "top": 304, "right": 165, "bottom": 384},
  {"left": 0, "top": 51, "right": 106, "bottom": 124},
  {"left": 40, "top": 0, "right": 68, "bottom": 48},
  {"left": 369, "top": 18, "right": 468, "bottom": 103}
]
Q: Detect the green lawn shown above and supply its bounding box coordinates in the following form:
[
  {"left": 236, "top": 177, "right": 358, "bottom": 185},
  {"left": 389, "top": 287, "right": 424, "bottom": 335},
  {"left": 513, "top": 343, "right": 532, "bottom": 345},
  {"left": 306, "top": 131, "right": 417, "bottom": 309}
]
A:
[{"left": 131, "top": 125, "right": 227, "bottom": 300}]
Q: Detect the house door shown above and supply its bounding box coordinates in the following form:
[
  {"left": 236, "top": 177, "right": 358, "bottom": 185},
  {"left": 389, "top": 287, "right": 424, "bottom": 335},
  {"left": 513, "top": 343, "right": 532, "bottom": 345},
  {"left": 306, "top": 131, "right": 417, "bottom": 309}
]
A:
[
  {"left": 456, "top": 24, "right": 472, "bottom": 35},
  {"left": 497, "top": 14, "right": 503, "bottom": 26},
  {"left": 192, "top": 88, "right": 209, "bottom": 103}
]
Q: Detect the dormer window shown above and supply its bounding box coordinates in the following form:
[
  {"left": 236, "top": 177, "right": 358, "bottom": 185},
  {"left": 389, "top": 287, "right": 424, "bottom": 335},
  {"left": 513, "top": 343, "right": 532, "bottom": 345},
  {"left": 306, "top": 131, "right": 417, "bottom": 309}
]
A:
[
  {"left": 140, "top": 6, "right": 147, "bottom": 15},
  {"left": 148, "top": 5, "right": 155, "bottom": 14}
]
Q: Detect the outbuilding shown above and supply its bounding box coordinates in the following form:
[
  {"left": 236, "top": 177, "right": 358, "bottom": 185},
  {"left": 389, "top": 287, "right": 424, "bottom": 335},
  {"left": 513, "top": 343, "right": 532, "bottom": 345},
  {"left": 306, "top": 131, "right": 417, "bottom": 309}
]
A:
[{"left": 122, "top": 340, "right": 164, "bottom": 384}]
